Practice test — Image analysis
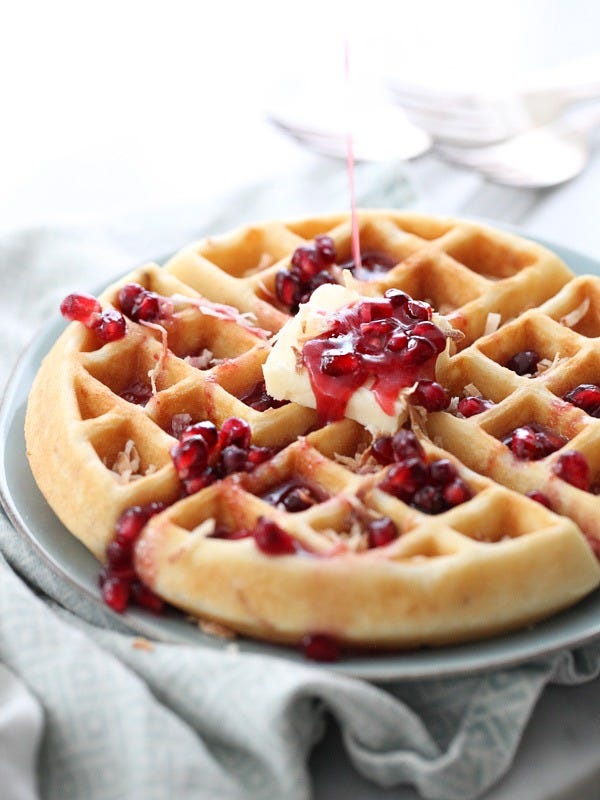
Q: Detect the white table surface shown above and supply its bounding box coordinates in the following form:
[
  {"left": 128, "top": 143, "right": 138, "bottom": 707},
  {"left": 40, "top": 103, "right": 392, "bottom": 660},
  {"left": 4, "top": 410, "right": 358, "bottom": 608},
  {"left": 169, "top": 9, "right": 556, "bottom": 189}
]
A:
[{"left": 2, "top": 3, "right": 600, "bottom": 797}]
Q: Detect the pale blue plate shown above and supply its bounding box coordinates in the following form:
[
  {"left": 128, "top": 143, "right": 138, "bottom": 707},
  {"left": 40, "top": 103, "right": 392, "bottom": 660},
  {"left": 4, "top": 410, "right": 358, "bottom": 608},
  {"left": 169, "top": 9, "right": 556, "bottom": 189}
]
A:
[{"left": 2, "top": 230, "right": 600, "bottom": 682}]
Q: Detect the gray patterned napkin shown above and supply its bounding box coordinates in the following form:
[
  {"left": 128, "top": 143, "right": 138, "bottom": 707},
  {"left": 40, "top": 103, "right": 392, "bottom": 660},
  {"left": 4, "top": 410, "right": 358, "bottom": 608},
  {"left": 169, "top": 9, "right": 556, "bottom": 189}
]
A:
[{"left": 2, "top": 163, "right": 600, "bottom": 800}]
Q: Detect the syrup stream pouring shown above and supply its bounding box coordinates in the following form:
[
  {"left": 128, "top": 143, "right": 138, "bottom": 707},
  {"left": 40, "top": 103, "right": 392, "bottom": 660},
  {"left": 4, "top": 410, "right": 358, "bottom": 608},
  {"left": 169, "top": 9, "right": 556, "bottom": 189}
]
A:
[{"left": 344, "top": 38, "right": 361, "bottom": 271}]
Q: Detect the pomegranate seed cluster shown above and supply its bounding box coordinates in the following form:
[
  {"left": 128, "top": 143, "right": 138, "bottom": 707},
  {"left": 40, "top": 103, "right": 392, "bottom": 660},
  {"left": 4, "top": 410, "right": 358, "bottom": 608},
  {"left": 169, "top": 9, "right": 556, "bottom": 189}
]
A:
[
  {"left": 100, "top": 502, "right": 166, "bottom": 613},
  {"left": 502, "top": 423, "right": 567, "bottom": 461},
  {"left": 170, "top": 417, "right": 275, "bottom": 495},
  {"left": 60, "top": 292, "right": 126, "bottom": 342},
  {"left": 274, "top": 235, "right": 338, "bottom": 314},
  {"left": 302, "top": 289, "right": 451, "bottom": 422},
  {"left": 375, "top": 429, "right": 472, "bottom": 514},
  {"left": 563, "top": 384, "right": 600, "bottom": 417},
  {"left": 118, "top": 282, "right": 174, "bottom": 323}
]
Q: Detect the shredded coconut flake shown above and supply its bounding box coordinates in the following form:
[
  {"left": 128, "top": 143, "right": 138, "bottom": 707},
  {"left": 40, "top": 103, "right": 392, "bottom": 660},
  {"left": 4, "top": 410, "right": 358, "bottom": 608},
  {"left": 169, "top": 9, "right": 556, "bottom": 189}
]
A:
[
  {"left": 560, "top": 298, "right": 590, "bottom": 329},
  {"left": 484, "top": 312, "right": 501, "bottom": 336},
  {"left": 184, "top": 348, "right": 215, "bottom": 370},
  {"left": 107, "top": 440, "right": 156, "bottom": 484},
  {"left": 464, "top": 383, "right": 482, "bottom": 397},
  {"left": 170, "top": 413, "right": 193, "bottom": 438},
  {"left": 535, "top": 352, "right": 562, "bottom": 376},
  {"left": 140, "top": 320, "right": 169, "bottom": 395},
  {"left": 170, "top": 293, "right": 270, "bottom": 340}
]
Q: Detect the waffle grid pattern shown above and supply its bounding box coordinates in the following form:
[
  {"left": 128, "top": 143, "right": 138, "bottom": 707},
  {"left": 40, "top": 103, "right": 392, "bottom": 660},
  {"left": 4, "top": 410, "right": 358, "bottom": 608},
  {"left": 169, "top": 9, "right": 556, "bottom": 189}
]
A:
[{"left": 25, "top": 212, "right": 600, "bottom": 647}]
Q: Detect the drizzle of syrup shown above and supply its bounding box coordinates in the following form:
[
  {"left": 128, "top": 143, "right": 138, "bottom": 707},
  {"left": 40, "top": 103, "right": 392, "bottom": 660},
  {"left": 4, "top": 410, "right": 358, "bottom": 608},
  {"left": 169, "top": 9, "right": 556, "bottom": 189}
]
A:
[{"left": 344, "top": 38, "right": 361, "bottom": 272}]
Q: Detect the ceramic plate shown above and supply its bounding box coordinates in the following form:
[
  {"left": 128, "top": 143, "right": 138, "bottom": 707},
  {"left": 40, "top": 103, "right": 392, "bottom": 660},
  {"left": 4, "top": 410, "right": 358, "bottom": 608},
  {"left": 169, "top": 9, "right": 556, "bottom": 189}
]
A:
[{"left": 2, "top": 229, "right": 600, "bottom": 682}]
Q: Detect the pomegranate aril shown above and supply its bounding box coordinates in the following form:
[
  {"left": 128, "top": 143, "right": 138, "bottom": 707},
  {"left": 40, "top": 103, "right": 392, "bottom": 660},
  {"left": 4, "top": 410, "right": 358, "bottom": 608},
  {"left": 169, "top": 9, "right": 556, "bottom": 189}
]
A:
[
  {"left": 386, "top": 331, "right": 409, "bottom": 353},
  {"left": 564, "top": 384, "right": 600, "bottom": 417},
  {"left": 118, "top": 283, "right": 145, "bottom": 316},
  {"left": 458, "top": 396, "right": 494, "bottom": 417},
  {"left": 429, "top": 458, "right": 458, "bottom": 486},
  {"left": 371, "top": 435, "right": 394, "bottom": 465},
  {"left": 93, "top": 309, "right": 127, "bottom": 342},
  {"left": 553, "top": 451, "right": 590, "bottom": 491},
  {"left": 398, "top": 336, "right": 437, "bottom": 366},
  {"left": 358, "top": 299, "right": 394, "bottom": 323},
  {"left": 410, "top": 321, "right": 447, "bottom": 354},
  {"left": 180, "top": 420, "right": 219, "bottom": 451},
  {"left": 526, "top": 490, "right": 552, "bottom": 508},
  {"left": 384, "top": 288, "right": 410, "bottom": 310},
  {"left": 381, "top": 459, "right": 428, "bottom": 498},
  {"left": 211, "top": 525, "right": 252, "bottom": 540},
  {"left": 367, "top": 516, "right": 399, "bottom": 548},
  {"left": 508, "top": 426, "right": 541, "bottom": 460},
  {"left": 135, "top": 291, "right": 163, "bottom": 321},
  {"left": 171, "top": 435, "right": 209, "bottom": 478},
  {"left": 102, "top": 576, "right": 131, "bottom": 613},
  {"left": 413, "top": 485, "right": 446, "bottom": 514},
  {"left": 404, "top": 299, "right": 432, "bottom": 323},
  {"left": 219, "top": 417, "right": 252, "bottom": 449},
  {"left": 442, "top": 478, "right": 472, "bottom": 507},
  {"left": 411, "top": 380, "right": 450, "bottom": 412},
  {"left": 314, "top": 235, "right": 337, "bottom": 262},
  {"left": 320, "top": 350, "right": 363, "bottom": 377},
  {"left": 291, "top": 247, "right": 320, "bottom": 280},
  {"left": 506, "top": 350, "right": 540, "bottom": 376},
  {"left": 60, "top": 292, "right": 101, "bottom": 324},
  {"left": 253, "top": 517, "right": 297, "bottom": 555},
  {"left": 131, "top": 581, "right": 164, "bottom": 614},
  {"left": 535, "top": 429, "right": 567, "bottom": 455},
  {"left": 246, "top": 445, "right": 275, "bottom": 466},
  {"left": 106, "top": 539, "right": 133, "bottom": 568},
  {"left": 218, "top": 445, "right": 248, "bottom": 476},
  {"left": 300, "top": 633, "right": 341, "bottom": 662},
  {"left": 391, "top": 429, "right": 426, "bottom": 463},
  {"left": 115, "top": 506, "right": 151, "bottom": 545},
  {"left": 275, "top": 270, "right": 301, "bottom": 310},
  {"left": 183, "top": 471, "right": 214, "bottom": 495},
  {"left": 239, "top": 380, "right": 287, "bottom": 412}
]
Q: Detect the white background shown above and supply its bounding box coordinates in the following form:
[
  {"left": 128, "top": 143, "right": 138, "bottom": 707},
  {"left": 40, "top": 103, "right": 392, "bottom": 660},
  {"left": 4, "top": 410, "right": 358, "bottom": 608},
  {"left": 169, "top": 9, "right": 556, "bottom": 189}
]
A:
[{"left": 1, "top": 0, "right": 599, "bottom": 234}]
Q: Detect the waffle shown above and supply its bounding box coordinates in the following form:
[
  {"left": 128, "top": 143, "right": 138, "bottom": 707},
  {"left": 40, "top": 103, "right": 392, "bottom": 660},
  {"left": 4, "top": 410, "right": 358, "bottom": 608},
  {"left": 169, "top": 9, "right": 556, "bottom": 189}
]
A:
[{"left": 25, "top": 211, "right": 600, "bottom": 653}]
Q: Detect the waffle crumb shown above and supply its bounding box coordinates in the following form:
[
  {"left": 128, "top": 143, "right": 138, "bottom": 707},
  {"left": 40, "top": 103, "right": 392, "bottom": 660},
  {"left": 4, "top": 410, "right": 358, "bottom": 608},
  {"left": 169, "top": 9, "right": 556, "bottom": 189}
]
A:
[
  {"left": 199, "top": 619, "right": 237, "bottom": 640},
  {"left": 132, "top": 637, "right": 154, "bottom": 652}
]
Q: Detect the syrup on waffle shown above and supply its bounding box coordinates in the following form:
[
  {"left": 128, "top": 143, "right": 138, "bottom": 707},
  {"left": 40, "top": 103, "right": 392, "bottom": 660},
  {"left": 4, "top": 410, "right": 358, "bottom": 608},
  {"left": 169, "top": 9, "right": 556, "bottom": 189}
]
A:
[{"left": 25, "top": 212, "right": 600, "bottom": 659}]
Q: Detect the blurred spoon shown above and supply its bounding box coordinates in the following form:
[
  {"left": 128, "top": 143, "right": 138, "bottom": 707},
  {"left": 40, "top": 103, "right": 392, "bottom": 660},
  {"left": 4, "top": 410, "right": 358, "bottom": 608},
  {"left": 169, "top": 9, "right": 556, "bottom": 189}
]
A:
[{"left": 436, "top": 104, "right": 600, "bottom": 188}]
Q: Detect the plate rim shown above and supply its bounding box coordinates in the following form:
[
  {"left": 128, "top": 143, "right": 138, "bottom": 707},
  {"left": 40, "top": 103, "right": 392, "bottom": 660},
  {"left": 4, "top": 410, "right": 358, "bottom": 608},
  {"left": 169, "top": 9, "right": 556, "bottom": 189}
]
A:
[{"left": 2, "top": 222, "right": 600, "bottom": 682}]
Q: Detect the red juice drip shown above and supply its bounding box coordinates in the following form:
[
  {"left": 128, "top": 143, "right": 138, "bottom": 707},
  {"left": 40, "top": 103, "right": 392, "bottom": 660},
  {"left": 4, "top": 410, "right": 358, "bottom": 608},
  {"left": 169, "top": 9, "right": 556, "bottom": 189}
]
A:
[{"left": 344, "top": 38, "right": 361, "bottom": 272}]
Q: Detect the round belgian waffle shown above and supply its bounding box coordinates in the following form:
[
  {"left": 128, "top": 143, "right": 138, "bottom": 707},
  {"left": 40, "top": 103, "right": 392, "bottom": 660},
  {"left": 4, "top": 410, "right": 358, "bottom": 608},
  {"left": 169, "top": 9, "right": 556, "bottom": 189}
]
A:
[{"left": 25, "top": 211, "right": 600, "bottom": 651}]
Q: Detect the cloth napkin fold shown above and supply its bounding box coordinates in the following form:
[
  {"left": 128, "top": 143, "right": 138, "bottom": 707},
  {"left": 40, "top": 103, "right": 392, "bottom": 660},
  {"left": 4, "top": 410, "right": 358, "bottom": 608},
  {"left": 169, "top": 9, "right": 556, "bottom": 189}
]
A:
[{"left": 2, "top": 164, "right": 600, "bottom": 800}]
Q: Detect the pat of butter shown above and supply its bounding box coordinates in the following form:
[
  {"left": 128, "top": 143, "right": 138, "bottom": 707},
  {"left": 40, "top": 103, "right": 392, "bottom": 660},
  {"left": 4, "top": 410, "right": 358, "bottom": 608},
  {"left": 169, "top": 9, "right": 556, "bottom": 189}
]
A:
[{"left": 263, "top": 284, "right": 411, "bottom": 434}]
